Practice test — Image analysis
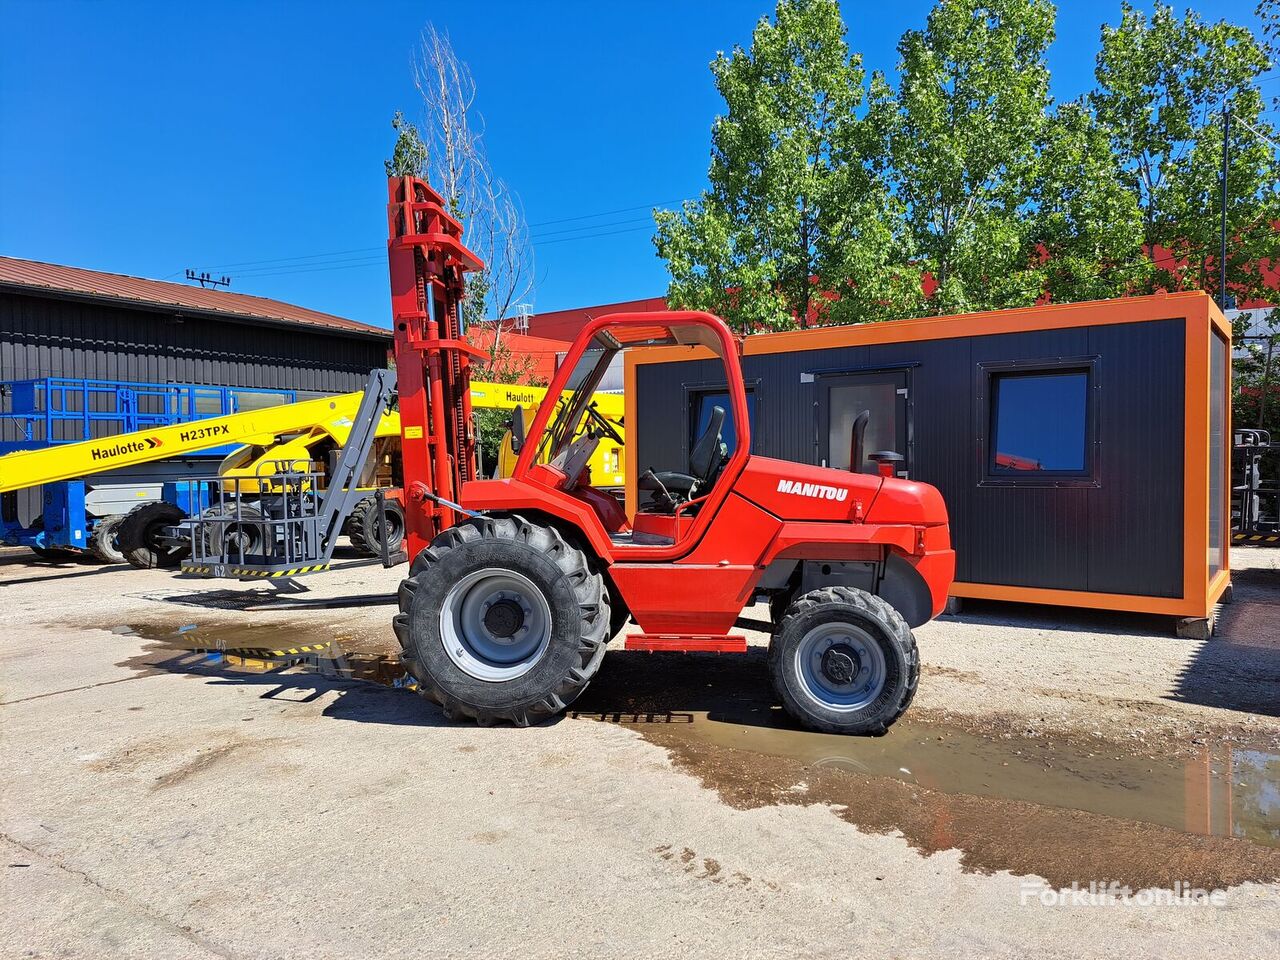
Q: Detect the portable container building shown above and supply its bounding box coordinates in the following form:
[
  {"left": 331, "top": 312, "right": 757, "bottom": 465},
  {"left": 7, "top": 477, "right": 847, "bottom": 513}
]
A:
[{"left": 626, "top": 291, "right": 1232, "bottom": 631}]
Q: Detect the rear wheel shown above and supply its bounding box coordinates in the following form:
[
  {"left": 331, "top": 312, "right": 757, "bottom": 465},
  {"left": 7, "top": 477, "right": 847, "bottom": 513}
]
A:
[
  {"left": 768, "top": 586, "right": 918, "bottom": 735},
  {"left": 27, "top": 518, "right": 79, "bottom": 562},
  {"left": 118, "top": 501, "right": 189, "bottom": 569},
  {"left": 347, "top": 495, "right": 405, "bottom": 557},
  {"left": 394, "top": 515, "right": 609, "bottom": 726},
  {"left": 88, "top": 515, "right": 125, "bottom": 563}
]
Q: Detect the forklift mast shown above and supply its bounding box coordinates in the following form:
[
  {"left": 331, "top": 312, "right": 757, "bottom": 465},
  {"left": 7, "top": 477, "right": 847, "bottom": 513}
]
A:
[{"left": 386, "top": 176, "right": 486, "bottom": 559}]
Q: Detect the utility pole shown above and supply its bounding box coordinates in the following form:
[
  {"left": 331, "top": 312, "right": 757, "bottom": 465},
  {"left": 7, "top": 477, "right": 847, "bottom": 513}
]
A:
[
  {"left": 1220, "top": 103, "right": 1230, "bottom": 312},
  {"left": 185, "top": 269, "right": 232, "bottom": 290}
]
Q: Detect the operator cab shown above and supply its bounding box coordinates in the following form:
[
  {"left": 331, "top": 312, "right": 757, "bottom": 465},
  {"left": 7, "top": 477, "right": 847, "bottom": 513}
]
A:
[
  {"left": 636, "top": 405, "right": 728, "bottom": 513},
  {"left": 510, "top": 314, "right": 748, "bottom": 550}
]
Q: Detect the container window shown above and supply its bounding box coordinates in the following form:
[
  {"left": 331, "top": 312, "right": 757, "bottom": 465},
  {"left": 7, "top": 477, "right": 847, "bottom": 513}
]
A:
[{"left": 989, "top": 370, "right": 1090, "bottom": 476}]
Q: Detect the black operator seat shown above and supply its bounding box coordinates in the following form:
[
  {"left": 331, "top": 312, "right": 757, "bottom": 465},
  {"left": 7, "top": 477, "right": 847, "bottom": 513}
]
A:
[{"left": 654, "top": 405, "right": 727, "bottom": 498}]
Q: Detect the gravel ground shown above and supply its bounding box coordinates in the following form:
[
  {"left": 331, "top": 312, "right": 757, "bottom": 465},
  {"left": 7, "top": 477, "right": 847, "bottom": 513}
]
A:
[
  {"left": 908, "top": 547, "right": 1280, "bottom": 750},
  {"left": 1, "top": 544, "right": 1277, "bottom": 959}
]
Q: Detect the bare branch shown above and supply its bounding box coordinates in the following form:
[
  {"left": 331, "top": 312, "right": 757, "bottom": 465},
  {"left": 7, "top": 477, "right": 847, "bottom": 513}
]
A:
[{"left": 409, "top": 24, "right": 536, "bottom": 376}]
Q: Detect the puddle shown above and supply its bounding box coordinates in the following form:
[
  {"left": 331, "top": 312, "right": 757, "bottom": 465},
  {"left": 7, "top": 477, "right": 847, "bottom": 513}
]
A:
[
  {"left": 116, "top": 620, "right": 415, "bottom": 689},
  {"left": 571, "top": 649, "right": 1280, "bottom": 889},
  {"left": 628, "top": 708, "right": 1280, "bottom": 849},
  {"left": 113, "top": 618, "right": 1280, "bottom": 889}
]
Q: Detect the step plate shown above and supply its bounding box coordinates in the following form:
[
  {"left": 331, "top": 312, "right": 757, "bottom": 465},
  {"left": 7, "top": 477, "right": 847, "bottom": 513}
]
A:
[{"left": 625, "top": 633, "right": 748, "bottom": 653}]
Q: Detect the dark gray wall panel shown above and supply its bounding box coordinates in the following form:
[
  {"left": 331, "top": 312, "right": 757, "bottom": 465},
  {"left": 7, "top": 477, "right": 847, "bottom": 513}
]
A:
[
  {"left": 1084, "top": 319, "right": 1184, "bottom": 597},
  {"left": 1, "top": 291, "right": 391, "bottom": 524},
  {"left": 0, "top": 291, "right": 388, "bottom": 406},
  {"left": 634, "top": 316, "right": 1188, "bottom": 599}
]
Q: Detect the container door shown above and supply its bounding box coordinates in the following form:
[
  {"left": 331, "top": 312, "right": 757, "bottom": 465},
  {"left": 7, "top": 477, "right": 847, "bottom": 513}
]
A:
[{"left": 818, "top": 371, "right": 910, "bottom": 476}]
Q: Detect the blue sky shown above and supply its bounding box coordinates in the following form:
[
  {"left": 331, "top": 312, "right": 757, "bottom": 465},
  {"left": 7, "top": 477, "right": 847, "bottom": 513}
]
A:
[{"left": 0, "top": 0, "right": 1268, "bottom": 327}]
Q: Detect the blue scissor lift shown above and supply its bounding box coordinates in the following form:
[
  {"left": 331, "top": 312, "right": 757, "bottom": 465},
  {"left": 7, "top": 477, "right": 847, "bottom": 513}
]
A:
[{"left": 0, "top": 377, "right": 297, "bottom": 559}]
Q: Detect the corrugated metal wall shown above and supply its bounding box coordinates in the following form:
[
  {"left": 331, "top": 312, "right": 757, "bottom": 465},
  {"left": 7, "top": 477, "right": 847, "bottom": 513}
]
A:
[
  {"left": 635, "top": 317, "right": 1187, "bottom": 600},
  {"left": 0, "top": 291, "right": 388, "bottom": 392},
  {"left": 1, "top": 290, "right": 391, "bottom": 524}
]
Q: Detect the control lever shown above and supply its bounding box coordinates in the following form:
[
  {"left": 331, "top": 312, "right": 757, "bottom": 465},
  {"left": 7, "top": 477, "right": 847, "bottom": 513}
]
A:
[{"left": 637, "top": 468, "right": 671, "bottom": 500}]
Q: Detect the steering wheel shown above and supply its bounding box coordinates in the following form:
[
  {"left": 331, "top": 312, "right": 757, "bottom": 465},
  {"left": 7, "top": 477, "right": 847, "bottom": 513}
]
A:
[
  {"left": 558, "top": 434, "right": 601, "bottom": 491},
  {"left": 583, "top": 403, "right": 624, "bottom": 445}
]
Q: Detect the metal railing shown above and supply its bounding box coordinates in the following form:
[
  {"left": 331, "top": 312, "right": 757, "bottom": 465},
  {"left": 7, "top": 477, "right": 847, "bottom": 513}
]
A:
[
  {"left": 179, "top": 459, "right": 326, "bottom": 572},
  {"left": 0, "top": 376, "right": 297, "bottom": 447}
]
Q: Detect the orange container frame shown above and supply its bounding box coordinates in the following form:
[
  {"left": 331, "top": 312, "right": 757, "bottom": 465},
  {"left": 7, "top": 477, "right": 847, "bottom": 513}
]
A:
[{"left": 625, "top": 291, "right": 1232, "bottom": 622}]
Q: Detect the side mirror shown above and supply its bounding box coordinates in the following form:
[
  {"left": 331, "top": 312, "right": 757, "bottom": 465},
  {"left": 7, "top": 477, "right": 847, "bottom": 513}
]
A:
[{"left": 509, "top": 404, "right": 526, "bottom": 455}]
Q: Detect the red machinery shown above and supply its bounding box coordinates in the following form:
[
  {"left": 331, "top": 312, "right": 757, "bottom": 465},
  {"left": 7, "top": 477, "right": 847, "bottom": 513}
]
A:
[{"left": 387, "top": 176, "right": 954, "bottom": 735}]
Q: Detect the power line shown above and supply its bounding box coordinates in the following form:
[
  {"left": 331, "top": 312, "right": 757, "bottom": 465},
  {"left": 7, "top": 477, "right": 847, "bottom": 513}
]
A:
[
  {"left": 527, "top": 198, "right": 686, "bottom": 228},
  {"left": 530, "top": 215, "right": 654, "bottom": 240},
  {"left": 195, "top": 196, "right": 686, "bottom": 274},
  {"left": 1237, "top": 115, "right": 1280, "bottom": 152},
  {"left": 232, "top": 253, "right": 387, "bottom": 278},
  {"left": 222, "top": 258, "right": 389, "bottom": 280},
  {"left": 211, "top": 246, "right": 382, "bottom": 270},
  {"left": 536, "top": 224, "right": 655, "bottom": 246},
  {"left": 220, "top": 222, "right": 659, "bottom": 281}
]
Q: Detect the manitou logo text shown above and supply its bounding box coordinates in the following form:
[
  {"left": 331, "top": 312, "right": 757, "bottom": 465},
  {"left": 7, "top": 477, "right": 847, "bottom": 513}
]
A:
[
  {"left": 90, "top": 436, "right": 164, "bottom": 461},
  {"left": 776, "top": 478, "right": 849, "bottom": 502}
]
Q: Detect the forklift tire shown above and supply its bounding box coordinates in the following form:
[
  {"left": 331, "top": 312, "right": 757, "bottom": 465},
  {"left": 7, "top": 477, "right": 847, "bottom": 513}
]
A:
[
  {"left": 394, "top": 515, "right": 609, "bottom": 727},
  {"left": 768, "top": 586, "right": 918, "bottom": 736},
  {"left": 347, "top": 496, "right": 405, "bottom": 557},
  {"left": 88, "top": 515, "right": 125, "bottom": 564},
  {"left": 118, "top": 501, "right": 189, "bottom": 569}
]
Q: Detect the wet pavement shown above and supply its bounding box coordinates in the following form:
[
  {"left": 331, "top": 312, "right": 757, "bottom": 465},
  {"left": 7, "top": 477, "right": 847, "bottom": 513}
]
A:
[{"left": 113, "top": 616, "right": 1280, "bottom": 890}]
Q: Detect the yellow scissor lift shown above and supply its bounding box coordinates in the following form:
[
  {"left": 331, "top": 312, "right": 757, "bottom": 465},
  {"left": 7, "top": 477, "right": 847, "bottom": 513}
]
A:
[{"left": 0, "top": 373, "right": 624, "bottom": 575}]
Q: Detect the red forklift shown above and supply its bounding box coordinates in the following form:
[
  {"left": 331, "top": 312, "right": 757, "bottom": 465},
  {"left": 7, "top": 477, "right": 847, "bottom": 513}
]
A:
[{"left": 387, "top": 176, "right": 954, "bottom": 735}]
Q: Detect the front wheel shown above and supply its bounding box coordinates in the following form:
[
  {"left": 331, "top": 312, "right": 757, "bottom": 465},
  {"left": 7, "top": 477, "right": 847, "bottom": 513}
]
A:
[
  {"left": 768, "top": 586, "right": 918, "bottom": 735},
  {"left": 394, "top": 516, "right": 609, "bottom": 726}
]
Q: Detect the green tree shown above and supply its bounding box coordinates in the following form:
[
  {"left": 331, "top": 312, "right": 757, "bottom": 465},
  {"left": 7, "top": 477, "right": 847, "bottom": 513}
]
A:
[
  {"left": 1028, "top": 101, "right": 1149, "bottom": 304},
  {"left": 654, "top": 0, "right": 916, "bottom": 333},
  {"left": 878, "top": 0, "right": 1058, "bottom": 315},
  {"left": 1091, "top": 1, "right": 1280, "bottom": 303},
  {"left": 384, "top": 111, "right": 428, "bottom": 178}
]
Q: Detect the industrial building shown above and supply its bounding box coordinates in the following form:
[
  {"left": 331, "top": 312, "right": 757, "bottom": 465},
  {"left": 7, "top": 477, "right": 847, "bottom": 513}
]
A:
[
  {"left": 1, "top": 256, "right": 391, "bottom": 530},
  {"left": 0, "top": 256, "right": 390, "bottom": 393}
]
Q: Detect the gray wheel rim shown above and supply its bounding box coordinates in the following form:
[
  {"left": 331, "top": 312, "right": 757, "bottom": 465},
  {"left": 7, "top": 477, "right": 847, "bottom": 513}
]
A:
[
  {"left": 793, "top": 620, "right": 887, "bottom": 713},
  {"left": 440, "top": 567, "right": 553, "bottom": 682}
]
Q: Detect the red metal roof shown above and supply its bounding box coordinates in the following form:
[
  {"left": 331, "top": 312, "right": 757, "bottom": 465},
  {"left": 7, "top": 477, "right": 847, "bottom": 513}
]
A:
[
  {"left": 0, "top": 256, "right": 390, "bottom": 339},
  {"left": 514, "top": 295, "right": 668, "bottom": 341},
  {"left": 466, "top": 327, "right": 569, "bottom": 382}
]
